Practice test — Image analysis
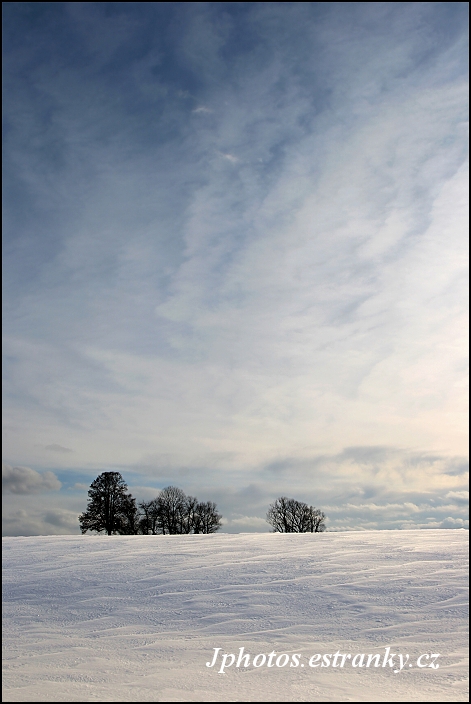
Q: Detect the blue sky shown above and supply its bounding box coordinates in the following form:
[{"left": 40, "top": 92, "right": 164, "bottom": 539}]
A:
[{"left": 2, "top": 2, "right": 468, "bottom": 535}]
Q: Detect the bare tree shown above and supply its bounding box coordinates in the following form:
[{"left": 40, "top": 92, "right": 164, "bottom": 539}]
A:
[
  {"left": 156, "top": 486, "right": 187, "bottom": 535},
  {"left": 138, "top": 498, "right": 161, "bottom": 535},
  {"left": 183, "top": 496, "right": 200, "bottom": 534},
  {"left": 193, "top": 501, "right": 222, "bottom": 534},
  {"left": 304, "top": 505, "right": 326, "bottom": 533},
  {"left": 266, "top": 497, "right": 326, "bottom": 533},
  {"left": 137, "top": 488, "right": 223, "bottom": 535}
]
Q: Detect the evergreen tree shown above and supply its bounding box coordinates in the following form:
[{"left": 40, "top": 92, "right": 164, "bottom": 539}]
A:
[{"left": 79, "top": 471, "right": 136, "bottom": 535}]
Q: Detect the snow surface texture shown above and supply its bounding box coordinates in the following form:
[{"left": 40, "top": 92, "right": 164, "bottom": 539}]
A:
[{"left": 2, "top": 530, "right": 468, "bottom": 702}]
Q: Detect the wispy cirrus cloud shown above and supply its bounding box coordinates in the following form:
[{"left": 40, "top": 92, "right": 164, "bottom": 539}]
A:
[
  {"left": 45, "top": 444, "right": 73, "bottom": 453},
  {"left": 2, "top": 3, "right": 468, "bottom": 534}
]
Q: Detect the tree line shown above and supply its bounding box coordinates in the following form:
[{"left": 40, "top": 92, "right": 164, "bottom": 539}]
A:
[
  {"left": 79, "top": 471, "right": 326, "bottom": 535},
  {"left": 79, "top": 472, "right": 222, "bottom": 535},
  {"left": 266, "top": 496, "right": 326, "bottom": 533}
]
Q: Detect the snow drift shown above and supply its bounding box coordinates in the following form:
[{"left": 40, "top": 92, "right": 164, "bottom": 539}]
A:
[{"left": 2, "top": 530, "right": 468, "bottom": 702}]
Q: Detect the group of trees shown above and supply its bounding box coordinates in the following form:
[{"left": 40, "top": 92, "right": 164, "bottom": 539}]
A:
[
  {"left": 138, "top": 486, "right": 222, "bottom": 535},
  {"left": 79, "top": 472, "right": 326, "bottom": 536},
  {"left": 79, "top": 472, "right": 222, "bottom": 535},
  {"left": 266, "top": 497, "right": 326, "bottom": 533}
]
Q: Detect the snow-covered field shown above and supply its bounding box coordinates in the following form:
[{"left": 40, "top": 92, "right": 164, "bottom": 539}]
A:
[{"left": 2, "top": 530, "right": 468, "bottom": 702}]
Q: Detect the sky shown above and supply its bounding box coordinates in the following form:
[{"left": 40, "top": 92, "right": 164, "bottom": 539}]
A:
[{"left": 2, "top": 2, "right": 468, "bottom": 535}]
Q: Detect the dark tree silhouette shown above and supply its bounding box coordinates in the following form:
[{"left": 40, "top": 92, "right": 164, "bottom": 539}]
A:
[
  {"left": 79, "top": 472, "right": 137, "bottom": 535},
  {"left": 156, "top": 486, "right": 187, "bottom": 535},
  {"left": 137, "top": 488, "right": 223, "bottom": 534},
  {"left": 119, "top": 493, "right": 140, "bottom": 535},
  {"left": 80, "top": 477, "right": 223, "bottom": 536},
  {"left": 193, "top": 500, "right": 223, "bottom": 533},
  {"left": 266, "top": 497, "right": 326, "bottom": 533},
  {"left": 138, "top": 498, "right": 161, "bottom": 535},
  {"left": 304, "top": 505, "right": 326, "bottom": 533},
  {"left": 183, "top": 495, "right": 200, "bottom": 534}
]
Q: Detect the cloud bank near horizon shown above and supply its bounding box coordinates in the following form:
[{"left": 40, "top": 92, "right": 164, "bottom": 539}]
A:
[{"left": 3, "top": 3, "right": 468, "bottom": 535}]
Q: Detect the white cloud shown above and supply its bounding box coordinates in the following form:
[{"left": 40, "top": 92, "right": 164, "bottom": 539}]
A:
[
  {"left": 439, "top": 517, "right": 468, "bottom": 529},
  {"left": 224, "top": 516, "right": 269, "bottom": 532},
  {"left": 217, "top": 151, "right": 239, "bottom": 163},
  {"left": 2, "top": 464, "right": 61, "bottom": 494},
  {"left": 2, "top": 508, "right": 80, "bottom": 536},
  {"left": 446, "top": 490, "right": 469, "bottom": 504}
]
